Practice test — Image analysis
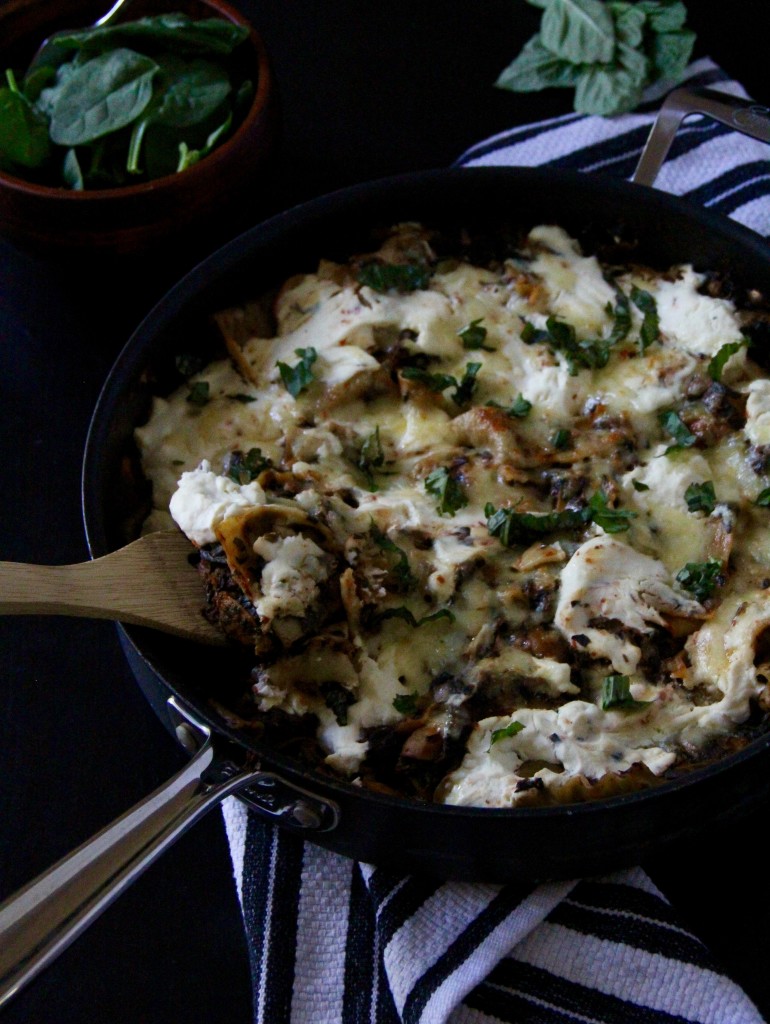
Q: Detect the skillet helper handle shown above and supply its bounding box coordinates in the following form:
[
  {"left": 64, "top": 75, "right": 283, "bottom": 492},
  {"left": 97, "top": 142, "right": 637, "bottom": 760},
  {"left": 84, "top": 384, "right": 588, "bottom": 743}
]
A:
[
  {"left": 632, "top": 86, "right": 770, "bottom": 187},
  {"left": 0, "top": 715, "right": 262, "bottom": 1010}
]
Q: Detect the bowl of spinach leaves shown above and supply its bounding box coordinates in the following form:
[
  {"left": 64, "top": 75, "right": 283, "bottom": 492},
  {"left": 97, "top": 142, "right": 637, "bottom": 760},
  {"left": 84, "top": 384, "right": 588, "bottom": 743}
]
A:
[{"left": 0, "top": 0, "right": 277, "bottom": 258}]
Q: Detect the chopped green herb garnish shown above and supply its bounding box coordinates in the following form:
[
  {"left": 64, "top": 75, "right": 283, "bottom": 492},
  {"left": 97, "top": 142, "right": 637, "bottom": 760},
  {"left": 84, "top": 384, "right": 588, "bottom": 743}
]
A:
[
  {"left": 458, "top": 318, "right": 495, "bottom": 351},
  {"left": 186, "top": 380, "right": 210, "bottom": 406},
  {"left": 708, "top": 338, "right": 748, "bottom": 382},
  {"left": 277, "top": 346, "right": 317, "bottom": 397},
  {"left": 358, "top": 426, "right": 385, "bottom": 491},
  {"left": 393, "top": 692, "right": 421, "bottom": 716},
  {"left": 521, "top": 315, "right": 611, "bottom": 375},
  {"left": 377, "top": 606, "right": 455, "bottom": 628},
  {"left": 425, "top": 467, "right": 468, "bottom": 516},
  {"left": 630, "top": 286, "right": 660, "bottom": 353},
  {"left": 485, "top": 502, "right": 586, "bottom": 546},
  {"left": 601, "top": 675, "right": 651, "bottom": 711},
  {"left": 402, "top": 363, "right": 481, "bottom": 407},
  {"left": 551, "top": 428, "right": 571, "bottom": 450},
  {"left": 224, "top": 447, "right": 272, "bottom": 484},
  {"left": 490, "top": 720, "right": 525, "bottom": 745},
  {"left": 227, "top": 392, "right": 256, "bottom": 403},
  {"left": 319, "top": 681, "right": 355, "bottom": 726},
  {"left": 675, "top": 557, "right": 724, "bottom": 603},
  {"left": 586, "top": 491, "right": 636, "bottom": 534},
  {"left": 175, "top": 352, "right": 206, "bottom": 377},
  {"left": 370, "top": 522, "right": 415, "bottom": 590},
  {"left": 659, "top": 410, "right": 696, "bottom": 452},
  {"left": 357, "top": 261, "right": 431, "bottom": 293},
  {"left": 489, "top": 393, "right": 532, "bottom": 419},
  {"left": 632, "top": 480, "right": 650, "bottom": 492},
  {"left": 452, "top": 362, "right": 481, "bottom": 406},
  {"left": 485, "top": 490, "right": 634, "bottom": 546},
  {"left": 756, "top": 487, "right": 770, "bottom": 507},
  {"left": 684, "top": 481, "right": 716, "bottom": 514},
  {"left": 607, "top": 290, "right": 632, "bottom": 345},
  {"left": 401, "top": 367, "right": 458, "bottom": 392}
]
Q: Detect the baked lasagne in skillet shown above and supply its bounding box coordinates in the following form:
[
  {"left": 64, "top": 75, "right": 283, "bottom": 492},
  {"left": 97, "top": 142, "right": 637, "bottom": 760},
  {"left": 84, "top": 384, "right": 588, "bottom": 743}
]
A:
[{"left": 136, "top": 222, "right": 770, "bottom": 807}]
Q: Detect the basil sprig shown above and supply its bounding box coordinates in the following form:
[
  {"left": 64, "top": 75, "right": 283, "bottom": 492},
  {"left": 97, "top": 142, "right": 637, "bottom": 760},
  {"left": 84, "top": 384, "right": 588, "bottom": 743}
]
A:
[{"left": 496, "top": 0, "right": 695, "bottom": 116}]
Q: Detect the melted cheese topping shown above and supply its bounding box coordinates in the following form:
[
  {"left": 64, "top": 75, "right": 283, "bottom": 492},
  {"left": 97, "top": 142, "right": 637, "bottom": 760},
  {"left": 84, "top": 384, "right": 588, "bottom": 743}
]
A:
[{"left": 137, "top": 222, "right": 770, "bottom": 808}]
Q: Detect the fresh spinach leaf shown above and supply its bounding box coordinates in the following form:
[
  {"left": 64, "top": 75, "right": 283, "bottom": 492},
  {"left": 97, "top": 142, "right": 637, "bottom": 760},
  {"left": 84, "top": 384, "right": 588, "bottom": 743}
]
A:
[
  {"left": 0, "top": 69, "right": 51, "bottom": 170},
  {"left": 48, "top": 48, "right": 158, "bottom": 146},
  {"left": 55, "top": 15, "right": 249, "bottom": 58}
]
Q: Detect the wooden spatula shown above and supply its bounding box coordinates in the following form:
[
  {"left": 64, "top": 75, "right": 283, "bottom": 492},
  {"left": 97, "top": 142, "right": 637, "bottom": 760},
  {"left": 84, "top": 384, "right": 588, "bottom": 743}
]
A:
[{"left": 0, "top": 531, "right": 226, "bottom": 645}]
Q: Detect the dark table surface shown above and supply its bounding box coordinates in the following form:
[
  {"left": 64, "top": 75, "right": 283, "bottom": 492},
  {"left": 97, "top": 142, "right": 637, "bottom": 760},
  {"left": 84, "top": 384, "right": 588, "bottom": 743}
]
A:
[{"left": 2, "top": 3, "right": 770, "bottom": 1021}]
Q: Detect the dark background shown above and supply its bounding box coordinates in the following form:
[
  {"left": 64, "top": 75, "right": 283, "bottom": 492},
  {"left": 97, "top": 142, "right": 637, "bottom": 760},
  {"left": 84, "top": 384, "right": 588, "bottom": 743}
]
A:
[{"left": 2, "top": 2, "right": 769, "bottom": 1021}]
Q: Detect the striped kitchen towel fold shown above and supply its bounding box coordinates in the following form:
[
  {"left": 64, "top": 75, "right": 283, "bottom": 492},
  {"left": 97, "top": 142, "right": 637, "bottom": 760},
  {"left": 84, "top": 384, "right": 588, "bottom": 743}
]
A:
[
  {"left": 222, "top": 57, "right": 770, "bottom": 1024},
  {"left": 223, "top": 797, "right": 766, "bottom": 1024}
]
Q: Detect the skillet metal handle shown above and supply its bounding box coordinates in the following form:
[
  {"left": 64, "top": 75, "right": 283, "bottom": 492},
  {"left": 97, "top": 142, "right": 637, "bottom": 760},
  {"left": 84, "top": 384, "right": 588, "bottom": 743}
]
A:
[
  {"left": 632, "top": 86, "right": 770, "bottom": 187},
  {"left": 0, "top": 701, "right": 262, "bottom": 1009}
]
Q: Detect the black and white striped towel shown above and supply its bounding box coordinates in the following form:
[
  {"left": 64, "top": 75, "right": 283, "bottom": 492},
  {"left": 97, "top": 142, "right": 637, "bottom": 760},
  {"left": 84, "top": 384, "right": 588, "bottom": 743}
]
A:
[{"left": 222, "top": 57, "right": 770, "bottom": 1024}]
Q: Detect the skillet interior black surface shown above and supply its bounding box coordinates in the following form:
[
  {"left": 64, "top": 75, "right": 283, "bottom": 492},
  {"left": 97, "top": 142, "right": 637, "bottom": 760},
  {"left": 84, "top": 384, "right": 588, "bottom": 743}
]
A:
[{"left": 83, "top": 166, "right": 770, "bottom": 881}]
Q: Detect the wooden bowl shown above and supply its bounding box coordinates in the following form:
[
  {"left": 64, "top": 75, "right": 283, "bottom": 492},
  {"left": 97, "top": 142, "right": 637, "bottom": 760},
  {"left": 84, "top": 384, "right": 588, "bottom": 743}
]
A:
[{"left": 0, "top": 0, "right": 278, "bottom": 259}]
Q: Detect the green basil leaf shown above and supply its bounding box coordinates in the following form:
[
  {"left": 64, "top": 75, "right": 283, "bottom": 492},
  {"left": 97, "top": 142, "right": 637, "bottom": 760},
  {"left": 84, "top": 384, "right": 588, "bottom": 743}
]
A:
[
  {"left": 393, "top": 693, "right": 421, "bottom": 716},
  {"left": 659, "top": 409, "right": 696, "bottom": 452},
  {"left": 401, "top": 367, "right": 457, "bottom": 392},
  {"left": 458, "top": 319, "right": 495, "bottom": 351},
  {"left": 631, "top": 286, "right": 660, "bottom": 352},
  {"left": 551, "top": 428, "right": 572, "bottom": 450},
  {"left": 607, "top": 289, "right": 632, "bottom": 345},
  {"left": 650, "top": 28, "right": 696, "bottom": 81},
  {"left": 452, "top": 362, "right": 481, "bottom": 406},
  {"left": 277, "top": 347, "right": 317, "bottom": 397},
  {"left": 224, "top": 447, "right": 272, "bottom": 483},
  {"left": 540, "top": 0, "right": 616, "bottom": 64},
  {"left": 601, "top": 674, "right": 651, "bottom": 710},
  {"left": 587, "top": 491, "right": 636, "bottom": 533},
  {"left": 707, "top": 339, "right": 747, "bottom": 382},
  {"left": 756, "top": 487, "right": 770, "bottom": 507},
  {"left": 377, "top": 606, "right": 455, "bottom": 628},
  {"left": 357, "top": 262, "right": 431, "bottom": 293},
  {"left": 636, "top": 1, "right": 688, "bottom": 33},
  {"left": 490, "top": 720, "right": 525, "bottom": 744},
  {"left": 684, "top": 481, "right": 716, "bottom": 514},
  {"left": 632, "top": 479, "right": 650, "bottom": 492},
  {"left": 186, "top": 380, "right": 210, "bottom": 406},
  {"left": 49, "top": 48, "right": 158, "bottom": 145},
  {"left": 675, "top": 557, "right": 724, "bottom": 603},
  {"left": 425, "top": 467, "right": 468, "bottom": 516},
  {"left": 495, "top": 35, "right": 583, "bottom": 92},
  {"left": 370, "top": 522, "right": 416, "bottom": 591},
  {"left": 488, "top": 394, "right": 533, "bottom": 419},
  {"left": 574, "top": 62, "right": 644, "bottom": 116},
  {"left": 319, "top": 681, "right": 355, "bottom": 726},
  {"left": 358, "top": 426, "right": 385, "bottom": 491},
  {"left": 485, "top": 502, "right": 587, "bottom": 546}
]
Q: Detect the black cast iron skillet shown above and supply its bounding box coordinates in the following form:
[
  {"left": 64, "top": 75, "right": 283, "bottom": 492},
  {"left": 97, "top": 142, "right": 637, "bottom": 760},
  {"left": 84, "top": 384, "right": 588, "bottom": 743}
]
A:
[{"left": 3, "top": 87, "right": 770, "bottom": 1006}]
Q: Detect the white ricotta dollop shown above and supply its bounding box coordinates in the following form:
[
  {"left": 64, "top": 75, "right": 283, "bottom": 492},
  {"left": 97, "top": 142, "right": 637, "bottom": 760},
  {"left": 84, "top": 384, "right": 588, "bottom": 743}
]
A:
[{"left": 169, "top": 462, "right": 265, "bottom": 546}]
